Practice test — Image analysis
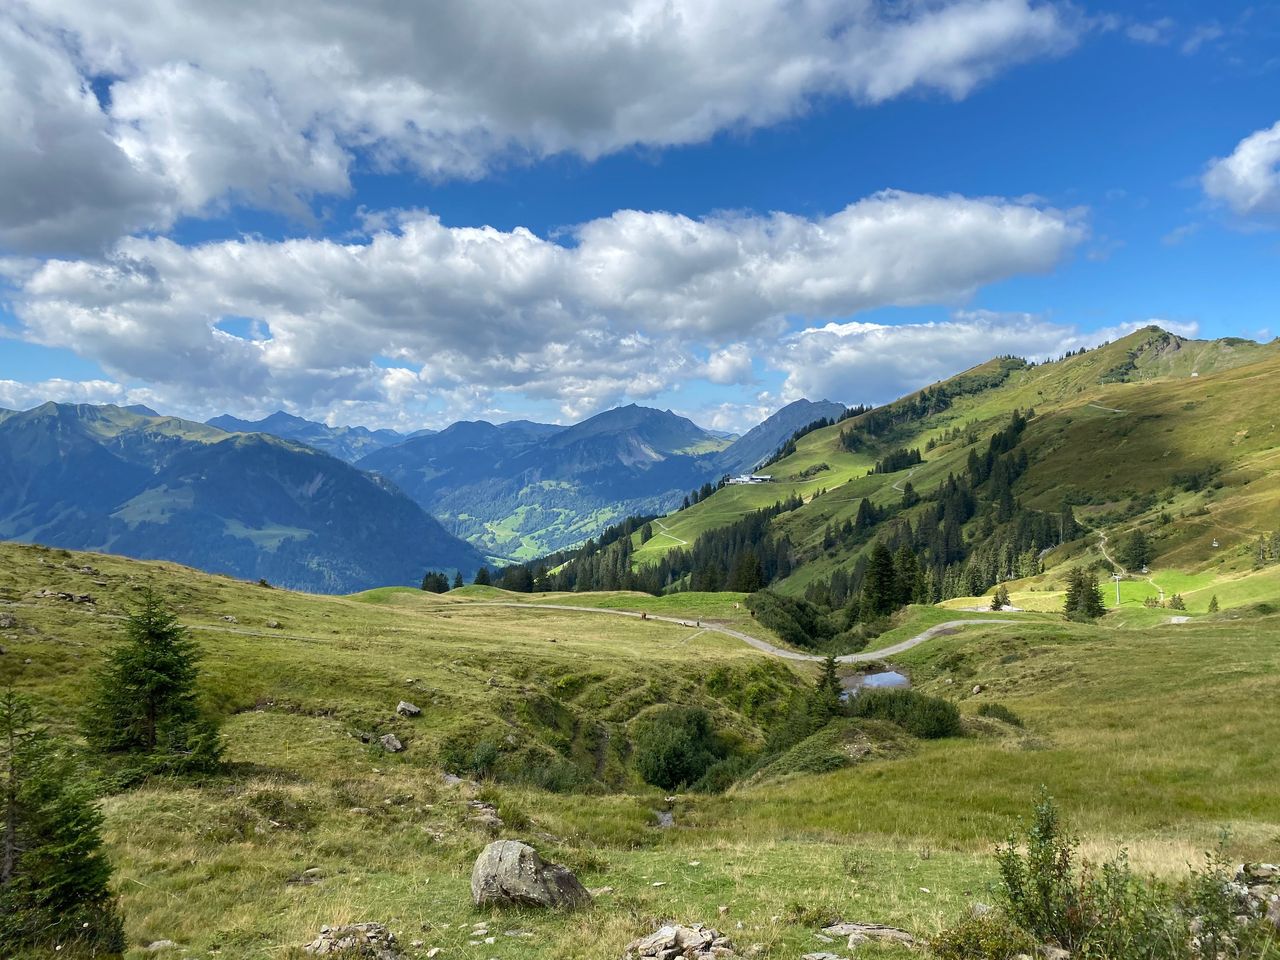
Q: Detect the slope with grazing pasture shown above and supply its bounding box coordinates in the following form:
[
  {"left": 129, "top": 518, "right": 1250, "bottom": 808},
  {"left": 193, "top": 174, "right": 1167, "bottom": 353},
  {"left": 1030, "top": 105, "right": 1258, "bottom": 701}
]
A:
[{"left": 2, "top": 540, "right": 1278, "bottom": 958}]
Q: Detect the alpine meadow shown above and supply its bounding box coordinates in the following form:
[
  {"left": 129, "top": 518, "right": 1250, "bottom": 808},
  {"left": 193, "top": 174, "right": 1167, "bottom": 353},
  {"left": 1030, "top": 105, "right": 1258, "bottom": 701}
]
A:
[{"left": 1, "top": 3, "right": 1278, "bottom": 960}]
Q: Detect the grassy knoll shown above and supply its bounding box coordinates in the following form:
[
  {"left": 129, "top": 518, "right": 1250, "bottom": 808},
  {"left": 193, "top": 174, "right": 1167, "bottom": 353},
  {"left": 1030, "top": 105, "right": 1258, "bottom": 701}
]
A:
[{"left": 1, "top": 541, "right": 1277, "bottom": 959}]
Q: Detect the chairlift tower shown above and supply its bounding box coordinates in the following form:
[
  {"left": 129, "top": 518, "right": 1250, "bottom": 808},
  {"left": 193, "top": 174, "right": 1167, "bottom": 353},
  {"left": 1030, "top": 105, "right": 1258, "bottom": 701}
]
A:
[{"left": 1112, "top": 572, "right": 1122, "bottom": 606}]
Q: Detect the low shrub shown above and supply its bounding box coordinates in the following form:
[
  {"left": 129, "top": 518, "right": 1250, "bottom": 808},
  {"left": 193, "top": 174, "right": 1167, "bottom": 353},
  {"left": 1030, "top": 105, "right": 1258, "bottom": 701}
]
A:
[
  {"left": 847, "top": 689, "right": 962, "bottom": 739},
  {"left": 976, "top": 703, "right": 1024, "bottom": 728},
  {"left": 932, "top": 911, "right": 1035, "bottom": 960},
  {"left": 631, "top": 706, "right": 725, "bottom": 790}
]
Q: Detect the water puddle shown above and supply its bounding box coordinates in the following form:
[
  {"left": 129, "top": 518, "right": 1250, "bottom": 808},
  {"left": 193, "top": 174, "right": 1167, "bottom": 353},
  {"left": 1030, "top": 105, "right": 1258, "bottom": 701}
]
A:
[{"left": 840, "top": 670, "right": 910, "bottom": 701}]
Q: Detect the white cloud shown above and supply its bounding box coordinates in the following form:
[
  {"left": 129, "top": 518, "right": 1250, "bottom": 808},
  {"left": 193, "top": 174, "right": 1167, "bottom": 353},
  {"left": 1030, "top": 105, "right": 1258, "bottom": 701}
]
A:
[
  {"left": 772, "top": 313, "right": 1199, "bottom": 405},
  {"left": 2, "top": 0, "right": 1081, "bottom": 252},
  {"left": 1203, "top": 121, "right": 1280, "bottom": 222},
  {"left": 6, "top": 191, "right": 1084, "bottom": 423},
  {"left": 702, "top": 345, "right": 755, "bottom": 385}
]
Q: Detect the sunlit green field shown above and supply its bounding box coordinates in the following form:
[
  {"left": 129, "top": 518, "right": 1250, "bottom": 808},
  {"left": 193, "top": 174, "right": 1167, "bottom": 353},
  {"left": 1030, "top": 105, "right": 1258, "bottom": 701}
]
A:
[{"left": 2, "top": 540, "right": 1277, "bottom": 959}]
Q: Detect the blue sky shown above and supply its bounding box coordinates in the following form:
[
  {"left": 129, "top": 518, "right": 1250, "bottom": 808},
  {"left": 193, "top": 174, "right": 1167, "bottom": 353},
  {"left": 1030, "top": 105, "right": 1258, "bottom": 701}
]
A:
[{"left": 1, "top": 0, "right": 1278, "bottom": 432}]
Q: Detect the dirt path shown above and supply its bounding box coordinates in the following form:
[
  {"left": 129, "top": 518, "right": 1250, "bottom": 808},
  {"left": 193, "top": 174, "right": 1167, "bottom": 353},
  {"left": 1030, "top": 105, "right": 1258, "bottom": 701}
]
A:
[
  {"left": 466, "top": 601, "right": 1013, "bottom": 664},
  {"left": 891, "top": 466, "right": 918, "bottom": 494},
  {"left": 652, "top": 518, "right": 688, "bottom": 546}
]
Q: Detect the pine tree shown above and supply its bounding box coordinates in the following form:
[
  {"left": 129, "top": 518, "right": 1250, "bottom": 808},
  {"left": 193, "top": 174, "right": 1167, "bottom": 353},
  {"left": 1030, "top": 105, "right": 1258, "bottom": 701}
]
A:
[
  {"left": 814, "top": 655, "right": 841, "bottom": 718},
  {"left": 84, "top": 591, "right": 220, "bottom": 771},
  {"left": 861, "top": 542, "right": 897, "bottom": 619},
  {"left": 2, "top": 690, "right": 125, "bottom": 955}
]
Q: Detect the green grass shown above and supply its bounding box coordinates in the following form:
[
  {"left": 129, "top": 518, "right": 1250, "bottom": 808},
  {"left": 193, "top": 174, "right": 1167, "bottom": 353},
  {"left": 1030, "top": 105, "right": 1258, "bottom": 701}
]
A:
[{"left": 1, "top": 539, "right": 1277, "bottom": 959}]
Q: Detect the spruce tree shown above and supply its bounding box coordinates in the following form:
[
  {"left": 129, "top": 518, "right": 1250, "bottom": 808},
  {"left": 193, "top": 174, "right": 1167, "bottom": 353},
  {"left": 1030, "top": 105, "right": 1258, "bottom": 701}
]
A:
[
  {"left": 2, "top": 690, "right": 125, "bottom": 955},
  {"left": 861, "top": 542, "right": 897, "bottom": 618},
  {"left": 452, "top": 571, "right": 465, "bottom": 589},
  {"left": 815, "top": 655, "right": 841, "bottom": 718},
  {"left": 84, "top": 590, "right": 220, "bottom": 771},
  {"left": 1208, "top": 595, "right": 1220, "bottom": 613},
  {"left": 473, "top": 566, "right": 491, "bottom": 586}
]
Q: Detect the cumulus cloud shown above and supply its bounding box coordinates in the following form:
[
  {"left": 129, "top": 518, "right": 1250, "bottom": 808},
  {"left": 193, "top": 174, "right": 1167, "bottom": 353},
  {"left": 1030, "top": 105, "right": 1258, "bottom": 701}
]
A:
[
  {"left": 772, "top": 313, "right": 1199, "bottom": 405},
  {"left": 2, "top": 0, "right": 1080, "bottom": 252},
  {"left": 6, "top": 191, "right": 1084, "bottom": 422},
  {"left": 1203, "top": 121, "right": 1280, "bottom": 222}
]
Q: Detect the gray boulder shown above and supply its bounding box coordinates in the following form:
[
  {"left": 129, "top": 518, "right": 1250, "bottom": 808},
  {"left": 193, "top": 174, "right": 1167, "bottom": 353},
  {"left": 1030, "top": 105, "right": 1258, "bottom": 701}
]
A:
[
  {"left": 379, "top": 734, "right": 404, "bottom": 753},
  {"left": 396, "top": 700, "right": 421, "bottom": 717},
  {"left": 470, "top": 840, "right": 591, "bottom": 909},
  {"left": 623, "top": 924, "right": 735, "bottom": 959}
]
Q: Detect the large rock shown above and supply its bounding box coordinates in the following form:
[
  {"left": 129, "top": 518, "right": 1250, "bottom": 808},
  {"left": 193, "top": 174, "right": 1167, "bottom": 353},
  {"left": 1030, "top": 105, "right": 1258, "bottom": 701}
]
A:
[{"left": 470, "top": 840, "right": 591, "bottom": 909}]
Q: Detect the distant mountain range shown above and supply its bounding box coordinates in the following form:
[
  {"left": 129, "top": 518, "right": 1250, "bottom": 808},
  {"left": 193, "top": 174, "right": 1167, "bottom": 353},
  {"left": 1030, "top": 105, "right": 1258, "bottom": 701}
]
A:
[
  {"left": 0, "top": 404, "right": 482, "bottom": 593},
  {"left": 208, "top": 411, "right": 433, "bottom": 462},
  {"left": 357, "top": 400, "right": 846, "bottom": 559},
  {"left": 0, "top": 396, "right": 846, "bottom": 587}
]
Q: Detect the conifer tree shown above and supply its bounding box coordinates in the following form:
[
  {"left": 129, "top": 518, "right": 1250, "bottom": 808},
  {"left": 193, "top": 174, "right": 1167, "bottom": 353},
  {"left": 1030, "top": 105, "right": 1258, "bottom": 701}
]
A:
[
  {"left": 1208, "top": 595, "right": 1220, "bottom": 613},
  {"left": 452, "top": 571, "right": 465, "bottom": 589},
  {"left": 815, "top": 655, "right": 841, "bottom": 717},
  {"left": 2, "top": 690, "right": 125, "bottom": 955},
  {"left": 473, "top": 566, "right": 491, "bottom": 586},
  {"left": 84, "top": 590, "right": 220, "bottom": 772},
  {"left": 860, "top": 542, "right": 897, "bottom": 618}
]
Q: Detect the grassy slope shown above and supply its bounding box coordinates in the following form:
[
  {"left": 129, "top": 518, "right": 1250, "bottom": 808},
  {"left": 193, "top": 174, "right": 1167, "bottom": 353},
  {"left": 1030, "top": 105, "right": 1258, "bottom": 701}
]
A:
[
  {"left": 627, "top": 329, "right": 1280, "bottom": 604},
  {"left": 1, "top": 541, "right": 1277, "bottom": 959}
]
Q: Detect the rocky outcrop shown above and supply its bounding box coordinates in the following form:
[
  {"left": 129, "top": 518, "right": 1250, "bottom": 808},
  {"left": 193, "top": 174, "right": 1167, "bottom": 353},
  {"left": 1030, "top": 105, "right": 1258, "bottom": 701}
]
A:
[
  {"left": 1237, "top": 863, "right": 1279, "bottom": 930},
  {"left": 379, "top": 734, "right": 404, "bottom": 753},
  {"left": 623, "top": 924, "right": 737, "bottom": 959},
  {"left": 822, "top": 922, "right": 918, "bottom": 950},
  {"left": 470, "top": 840, "right": 591, "bottom": 909},
  {"left": 303, "top": 923, "right": 403, "bottom": 958}
]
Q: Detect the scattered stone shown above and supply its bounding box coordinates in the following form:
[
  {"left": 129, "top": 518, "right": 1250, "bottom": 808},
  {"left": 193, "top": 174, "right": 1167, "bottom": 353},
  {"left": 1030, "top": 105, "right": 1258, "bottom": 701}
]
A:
[
  {"left": 0, "top": 615, "right": 17, "bottom": 629},
  {"left": 303, "top": 922, "right": 403, "bottom": 958},
  {"left": 623, "top": 924, "right": 736, "bottom": 960},
  {"left": 968, "top": 902, "right": 994, "bottom": 918},
  {"left": 379, "top": 734, "right": 404, "bottom": 753},
  {"left": 266, "top": 619, "right": 282, "bottom": 629},
  {"left": 220, "top": 614, "right": 238, "bottom": 623},
  {"left": 468, "top": 800, "right": 504, "bottom": 831},
  {"left": 144, "top": 941, "right": 178, "bottom": 952},
  {"left": 470, "top": 839, "right": 591, "bottom": 909},
  {"left": 396, "top": 700, "right": 422, "bottom": 717},
  {"left": 802, "top": 954, "right": 849, "bottom": 960},
  {"left": 589, "top": 886, "right": 615, "bottom": 897},
  {"left": 1036, "top": 947, "right": 1069, "bottom": 960},
  {"left": 35, "top": 589, "right": 94, "bottom": 604},
  {"left": 972, "top": 684, "right": 984, "bottom": 695},
  {"left": 823, "top": 922, "right": 918, "bottom": 950},
  {"left": 426, "top": 949, "right": 441, "bottom": 959}
]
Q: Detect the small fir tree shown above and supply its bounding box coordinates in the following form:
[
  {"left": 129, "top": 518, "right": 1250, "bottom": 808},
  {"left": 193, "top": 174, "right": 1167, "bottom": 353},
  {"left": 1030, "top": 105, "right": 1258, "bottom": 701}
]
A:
[
  {"left": 473, "top": 567, "right": 491, "bottom": 586},
  {"left": 1208, "top": 595, "right": 1220, "bottom": 613},
  {"left": 452, "top": 571, "right": 465, "bottom": 590},
  {"left": 815, "top": 655, "right": 841, "bottom": 718},
  {"left": 84, "top": 590, "right": 220, "bottom": 772},
  {"left": 1, "top": 690, "right": 126, "bottom": 955},
  {"left": 991, "top": 584, "right": 1011, "bottom": 611}
]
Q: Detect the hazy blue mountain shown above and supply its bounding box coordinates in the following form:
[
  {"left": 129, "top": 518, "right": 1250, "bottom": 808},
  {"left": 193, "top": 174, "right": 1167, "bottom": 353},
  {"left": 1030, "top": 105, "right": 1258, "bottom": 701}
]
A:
[
  {"left": 715, "top": 398, "right": 847, "bottom": 475},
  {"left": 208, "top": 410, "right": 420, "bottom": 463},
  {"left": 359, "top": 405, "right": 732, "bottom": 560},
  {"left": 0, "top": 403, "right": 482, "bottom": 592}
]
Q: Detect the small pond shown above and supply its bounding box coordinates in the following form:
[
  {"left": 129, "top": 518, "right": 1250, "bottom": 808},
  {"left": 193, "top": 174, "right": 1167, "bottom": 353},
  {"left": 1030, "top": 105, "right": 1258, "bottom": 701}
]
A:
[{"left": 840, "top": 670, "right": 910, "bottom": 701}]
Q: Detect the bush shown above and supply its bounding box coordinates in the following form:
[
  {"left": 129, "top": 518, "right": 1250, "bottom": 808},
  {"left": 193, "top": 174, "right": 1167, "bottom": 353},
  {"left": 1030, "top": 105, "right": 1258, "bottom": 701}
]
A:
[
  {"left": 995, "top": 791, "right": 1275, "bottom": 959},
  {"left": 745, "top": 591, "right": 837, "bottom": 650},
  {"left": 631, "top": 706, "right": 725, "bottom": 790},
  {"left": 976, "top": 703, "right": 1024, "bottom": 728},
  {"left": 932, "top": 912, "right": 1036, "bottom": 960},
  {"left": 847, "top": 688, "right": 962, "bottom": 739}
]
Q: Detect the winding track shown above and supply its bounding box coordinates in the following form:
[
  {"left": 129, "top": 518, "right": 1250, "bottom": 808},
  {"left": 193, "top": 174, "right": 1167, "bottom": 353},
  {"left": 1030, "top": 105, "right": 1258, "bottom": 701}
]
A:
[{"left": 467, "top": 600, "right": 1013, "bottom": 664}]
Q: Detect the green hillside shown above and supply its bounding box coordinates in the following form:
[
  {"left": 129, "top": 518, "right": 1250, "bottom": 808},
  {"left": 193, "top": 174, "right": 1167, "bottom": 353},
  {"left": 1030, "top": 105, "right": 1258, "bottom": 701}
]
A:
[
  {"left": 1, "top": 541, "right": 1277, "bottom": 958},
  {"left": 625, "top": 327, "right": 1280, "bottom": 608}
]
